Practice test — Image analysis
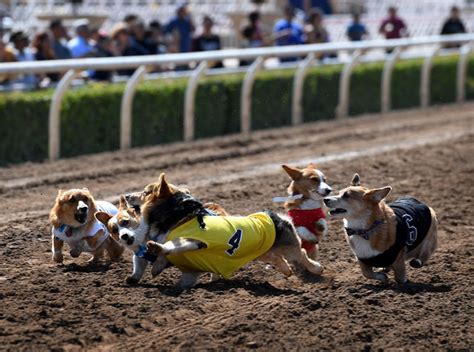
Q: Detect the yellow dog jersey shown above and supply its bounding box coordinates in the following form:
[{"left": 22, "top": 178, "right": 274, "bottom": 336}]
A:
[{"left": 166, "top": 212, "right": 276, "bottom": 279}]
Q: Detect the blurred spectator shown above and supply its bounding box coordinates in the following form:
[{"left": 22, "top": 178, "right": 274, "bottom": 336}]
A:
[
  {"left": 10, "top": 31, "right": 37, "bottom": 86},
  {"left": 379, "top": 7, "right": 408, "bottom": 40},
  {"left": 147, "top": 20, "right": 167, "bottom": 54},
  {"left": 90, "top": 32, "right": 114, "bottom": 81},
  {"left": 68, "top": 19, "right": 95, "bottom": 58},
  {"left": 0, "top": 39, "right": 17, "bottom": 84},
  {"left": 192, "top": 16, "right": 223, "bottom": 68},
  {"left": 164, "top": 4, "right": 195, "bottom": 53},
  {"left": 130, "top": 20, "right": 156, "bottom": 54},
  {"left": 49, "top": 19, "right": 71, "bottom": 59},
  {"left": 346, "top": 13, "right": 368, "bottom": 41},
  {"left": 289, "top": 0, "right": 333, "bottom": 15},
  {"left": 305, "top": 8, "right": 329, "bottom": 44},
  {"left": 123, "top": 14, "right": 139, "bottom": 27},
  {"left": 274, "top": 5, "right": 304, "bottom": 62},
  {"left": 111, "top": 22, "right": 148, "bottom": 75},
  {"left": 441, "top": 6, "right": 466, "bottom": 35},
  {"left": 32, "top": 31, "right": 59, "bottom": 82},
  {"left": 241, "top": 11, "right": 265, "bottom": 48}
]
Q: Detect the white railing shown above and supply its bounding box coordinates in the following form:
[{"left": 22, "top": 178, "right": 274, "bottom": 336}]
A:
[{"left": 0, "top": 33, "right": 472, "bottom": 161}]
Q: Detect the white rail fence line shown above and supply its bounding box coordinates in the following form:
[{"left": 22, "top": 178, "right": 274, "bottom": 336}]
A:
[{"left": 0, "top": 34, "right": 472, "bottom": 161}]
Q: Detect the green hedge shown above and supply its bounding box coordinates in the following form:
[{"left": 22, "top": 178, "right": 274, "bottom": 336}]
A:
[{"left": 0, "top": 55, "right": 472, "bottom": 165}]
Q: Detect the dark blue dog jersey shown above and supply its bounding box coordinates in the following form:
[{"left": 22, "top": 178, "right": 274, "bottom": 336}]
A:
[{"left": 359, "top": 197, "right": 432, "bottom": 268}]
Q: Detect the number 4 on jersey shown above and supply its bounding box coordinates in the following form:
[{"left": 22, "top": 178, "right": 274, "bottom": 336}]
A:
[{"left": 226, "top": 229, "right": 243, "bottom": 256}]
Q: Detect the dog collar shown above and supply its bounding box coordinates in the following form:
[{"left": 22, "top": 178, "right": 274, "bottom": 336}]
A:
[
  {"left": 345, "top": 220, "right": 385, "bottom": 240},
  {"left": 135, "top": 244, "right": 157, "bottom": 262}
]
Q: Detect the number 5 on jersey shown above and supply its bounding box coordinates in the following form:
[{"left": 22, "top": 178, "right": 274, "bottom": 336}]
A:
[{"left": 226, "top": 229, "right": 243, "bottom": 256}]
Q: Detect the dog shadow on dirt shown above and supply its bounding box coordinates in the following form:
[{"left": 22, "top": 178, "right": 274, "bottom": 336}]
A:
[
  {"left": 61, "top": 262, "right": 113, "bottom": 273},
  {"left": 361, "top": 281, "right": 452, "bottom": 295}
]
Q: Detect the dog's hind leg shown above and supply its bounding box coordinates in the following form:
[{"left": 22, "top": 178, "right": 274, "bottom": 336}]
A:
[
  {"left": 147, "top": 238, "right": 205, "bottom": 256},
  {"left": 410, "top": 209, "right": 438, "bottom": 269},
  {"left": 151, "top": 255, "right": 169, "bottom": 277}
]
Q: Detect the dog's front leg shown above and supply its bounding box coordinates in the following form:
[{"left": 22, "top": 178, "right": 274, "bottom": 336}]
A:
[
  {"left": 178, "top": 272, "right": 200, "bottom": 290},
  {"left": 147, "top": 238, "right": 205, "bottom": 256},
  {"left": 52, "top": 235, "right": 64, "bottom": 263},
  {"left": 126, "top": 255, "right": 148, "bottom": 285},
  {"left": 151, "top": 255, "right": 169, "bottom": 277},
  {"left": 358, "top": 260, "right": 388, "bottom": 283},
  {"left": 391, "top": 255, "right": 408, "bottom": 284}
]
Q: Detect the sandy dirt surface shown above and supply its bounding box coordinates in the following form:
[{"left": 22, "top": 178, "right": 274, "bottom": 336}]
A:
[{"left": 0, "top": 103, "right": 473, "bottom": 351}]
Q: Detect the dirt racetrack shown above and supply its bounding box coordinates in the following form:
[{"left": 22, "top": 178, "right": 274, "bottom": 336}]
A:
[{"left": 0, "top": 103, "right": 473, "bottom": 351}]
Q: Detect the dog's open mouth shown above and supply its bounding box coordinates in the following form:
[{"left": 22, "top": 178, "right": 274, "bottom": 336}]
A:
[
  {"left": 74, "top": 213, "right": 87, "bottom": 224},
  {"left": 328, "top": 208, "right": 347, "bottom": 215}
]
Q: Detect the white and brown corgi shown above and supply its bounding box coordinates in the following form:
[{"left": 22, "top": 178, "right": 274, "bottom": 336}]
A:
[
  {"left": 273, "top": 164, "right": 332, "bottom": 260},
  {"left": 49, "top": 188, "right": 124, "bottom": 264},
  {"left": 95, "top": 187, "right": 229, "bottom": 285},
  {"left": 324, "top": 174, "right": 438, "bottom": 284},
  {"left": 110, "top": 173, "right": 323, "bottom": 289}
]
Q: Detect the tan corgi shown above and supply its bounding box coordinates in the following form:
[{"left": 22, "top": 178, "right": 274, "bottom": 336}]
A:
[
  {"left": 273, "top": 164, "right": 332, "bottom": 260},
  {"left": 49, "top": 188, "right": 124, "bottom": 264},
  {"left": 324, "top": 174, "right": 438, "bottom": 284}
]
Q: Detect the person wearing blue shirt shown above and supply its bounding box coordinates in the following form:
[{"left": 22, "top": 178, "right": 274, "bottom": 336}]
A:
[
  {"left": 68, "top": 19, "right": 95, "bottom": 58},
  {"left": 289, "top": 0, "right": 333, "bottom": 15},
  {"left": 274, "top": 5, "right": 304, "bottom": 62},
  {"left": 346, "top": 13, "right": 368, "bottom": 41},
  {"left": 164, "top": 4, "right": 195, "bottom": 53}
]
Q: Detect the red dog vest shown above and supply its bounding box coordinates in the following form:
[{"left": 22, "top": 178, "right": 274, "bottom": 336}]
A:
[{"left": 288, "top": 208, "right": 326, "bottom": 252}]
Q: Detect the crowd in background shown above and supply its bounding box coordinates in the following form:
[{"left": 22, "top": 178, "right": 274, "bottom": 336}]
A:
[{"left": 0, "top": 1, "right": 469, "bottom": 88}]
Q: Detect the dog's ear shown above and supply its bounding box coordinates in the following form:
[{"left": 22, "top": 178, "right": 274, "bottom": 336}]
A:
[
  {"left": 154, "top": 173, "right": 173, "bottom": 198},
  {"left": 95, "top": 211, "right": 112, "bottom": 226},
  {"left": 365, "top": 186, "right": 391, "bottom": 203},
  {"left": 119, "top": 195, "right": 128, "bottom": 209},
  {"left": 282, "top": 165, "right": 303, "bottom": 180},
  {"left": 351, "top": 173, "right": 361, "bottom": 186}
]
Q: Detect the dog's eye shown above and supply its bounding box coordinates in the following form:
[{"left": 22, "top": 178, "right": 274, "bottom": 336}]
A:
[
  {"left": 111, "top": 224, "right": 118, "bottom": 234},
  {"left": 120, "top": 219, "right": 130, "bottom": 227},
  {"left": 69, "top": 196, "right": 76, "bottom": 203}
]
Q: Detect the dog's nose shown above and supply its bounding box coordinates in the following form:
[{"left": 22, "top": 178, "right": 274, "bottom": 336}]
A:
[
  {"left": 78, "top": 206, "right": 88, "bottom": 213},
  {"left": 325, "top": 188, "right": 332, "bottom": 196},
  {"left": 125, "top": 194, "right": 131, "bottom": 201},
  {"left": 323, "top": 198, "right": 331, "bottom": 206},
  {"left": 120, "top": 233, "right": 129, "bottom": 241}
]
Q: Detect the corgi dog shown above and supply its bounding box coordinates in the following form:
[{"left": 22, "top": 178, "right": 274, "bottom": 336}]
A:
[
  {"left": 49, "top": 188, "right": 124, "bottom": 264},
  {"left": 273, "top": 164, "right": 332, "bottom": 260},
  {"left": 324, "top": 174, "right": 438, "bottom": 284},
  {"left": 95, "top": 188, "right": 229, "bottom": 285},
  {"left": 117, "top": 173, "right": 323, "bottom": 289}
]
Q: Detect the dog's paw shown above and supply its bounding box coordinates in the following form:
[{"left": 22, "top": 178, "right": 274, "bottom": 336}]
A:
[
  {"left": 125, "top": 276, "right": 139, "bottom": 285},
  {"left": 308, "top": 261, "right": 324, "bottom": 275},
  {"left": 409, "top": 258, "right": 423, "bottom": 268},
  {"left": 146, "top": 241, "right": 165, "bottom": 256},
  {"left": 52, "top": 251, "right": 63, "bottom": 264},
  {"left": 375, "top": 272, "right": 389, "bottom": 284}
]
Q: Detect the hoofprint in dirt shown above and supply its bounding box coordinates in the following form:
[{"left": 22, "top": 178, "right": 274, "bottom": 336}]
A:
[{"left": 0, "top": 105, "right": 473, "bottom": 350}]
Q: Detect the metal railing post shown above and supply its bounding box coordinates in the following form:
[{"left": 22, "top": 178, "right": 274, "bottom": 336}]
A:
[
  {"left": 184, "top": 61, "right": 208, "bottom": 142},
  {"left": 381, "top": 47, "right": 402, "bottom": 114},
  {"left": 48, "top": 69, "right": 81, "bottom": 161},
  {"left": 240, "top": 56, "right": 264, "bottom": 136},
  {"left": 456, "top": 43, "right": 472, "bottom": 103},
  {"left": 120, "top": 65, "right": 152, "bottom": 150},
  {"left": 336, "top": 49, "right": 362, "bottom": 119},
  {"left": 292, "top": 53, "right": 315, "bottom": 125},
  {"left": 420, "top": 46, "right": 440, "bottom": 108}
]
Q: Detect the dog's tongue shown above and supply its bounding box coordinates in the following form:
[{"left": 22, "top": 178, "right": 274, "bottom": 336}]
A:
[{"left": 65, "top": 227, "right": 73, "bottom": 237}]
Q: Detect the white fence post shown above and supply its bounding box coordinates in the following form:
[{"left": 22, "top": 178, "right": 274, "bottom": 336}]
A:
[
  {"left": 184, "top": 61, "right": 208, "bottom": 142},
  {"left": 292, "top": 53, "right": 315, "bottom": 125},
  {"left": 240, "top": 56, "right": 264, "bottom": 136},
  {"left": 457, "top": 43, "right": 472, "bottom": 103},
  {"left": 120, "top": 65, "right": 152, "bottom": 150},
  {"left": 381, "top": 47, "right": 402, "bottom": 114},
  {"left": 48, "top": 69, "right": 81, "bottom": 161},
  {"left": 336, "top": 49, "right": 362, "bottom": 119},
  {"left": 420, "top": 46, "right": 440, "bottom": 108}
]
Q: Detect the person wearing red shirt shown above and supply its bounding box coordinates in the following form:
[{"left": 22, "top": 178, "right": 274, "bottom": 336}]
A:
[{"left": 379, "top": 7, "right": 408, "bottom": 40}]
